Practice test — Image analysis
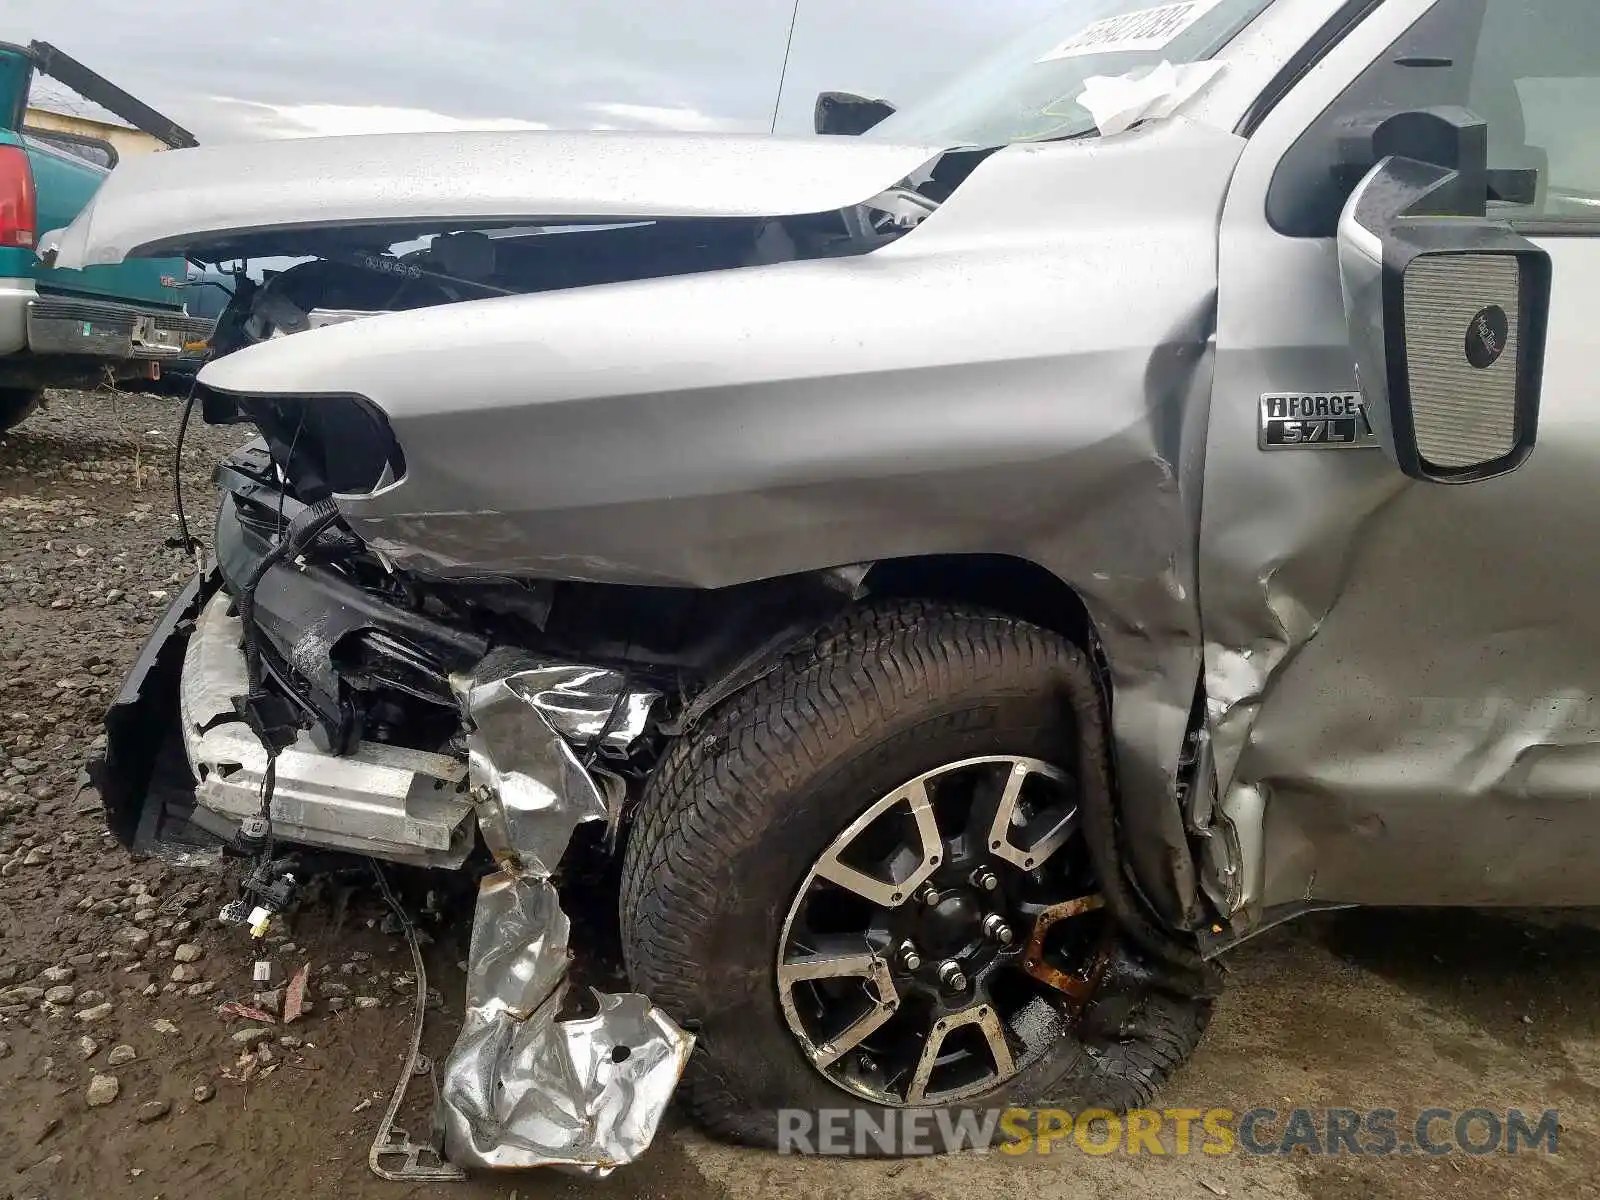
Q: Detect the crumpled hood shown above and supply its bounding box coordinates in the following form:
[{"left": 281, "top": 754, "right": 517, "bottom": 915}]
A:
[{"left": 43, "top": 129, "right": 948, "bottom": 267}]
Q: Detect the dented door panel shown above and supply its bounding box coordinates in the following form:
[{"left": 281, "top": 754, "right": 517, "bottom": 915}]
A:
[{"left": 1204, "top": 0, "right": 1600, "bottom": 917}]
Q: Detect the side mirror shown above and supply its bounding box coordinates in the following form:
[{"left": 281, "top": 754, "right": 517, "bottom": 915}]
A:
[
  {"left": 1336, "top": 107, "right": 1551, "bottom": 483},
  {"left": 813, "top": 92, "right": 896, "bottom": 136}
]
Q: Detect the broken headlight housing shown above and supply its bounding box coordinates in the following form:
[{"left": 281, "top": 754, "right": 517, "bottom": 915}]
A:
[{"left": 200, "top": 385, "right": 406, "bottom": 500}]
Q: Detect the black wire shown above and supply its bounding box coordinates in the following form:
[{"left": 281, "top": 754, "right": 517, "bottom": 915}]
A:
[
  {"left": 235, "top": 500, "right": 340, "bottom": 864},
  {"left": 582, "top": 672, "right": 633, "bottom": 771},
  {"left": 368, "top": 858, "right": 414, "bottom": 935},
  {"left": 276, "top": 410, "right": 306, "bottom": 541},
  {"left": 257, "top": 755, "right": 276, "bottom": 863},
  {"left": 769, "top": 0, "right": 800, "bottom": 134},
  {"left": 171, "top": 380, "right": 201, "bottom": 559}
]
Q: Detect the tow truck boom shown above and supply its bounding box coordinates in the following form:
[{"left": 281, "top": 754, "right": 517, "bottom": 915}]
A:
[{"left": 27, "top": 40, "right": 196, "bottom": 149}]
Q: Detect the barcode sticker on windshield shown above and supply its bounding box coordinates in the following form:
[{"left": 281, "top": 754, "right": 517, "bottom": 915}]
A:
[{"left": 1036, "top": 0, "right": 1226, "bottom": 61}]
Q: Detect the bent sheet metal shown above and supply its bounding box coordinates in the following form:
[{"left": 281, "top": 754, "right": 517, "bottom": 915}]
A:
[{"left": 437, "top": 659, "right": 692, "bottom": 1175}]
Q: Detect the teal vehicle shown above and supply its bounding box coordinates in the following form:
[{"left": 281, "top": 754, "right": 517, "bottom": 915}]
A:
[{"left": 0, "top": 41, "right": 212, "bottom": 432}]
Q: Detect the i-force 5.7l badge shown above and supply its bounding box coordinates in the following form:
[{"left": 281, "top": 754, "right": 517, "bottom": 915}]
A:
[{"left": 1258, "top": 392, "right": 1379, "bottom": 450}]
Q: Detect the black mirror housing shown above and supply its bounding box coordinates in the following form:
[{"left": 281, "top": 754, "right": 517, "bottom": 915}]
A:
[
  {"left": 1336, "top": 108, "right": 1552, "bottom": 483},
  {"left": 813, "top": 92, "right": 896, "bottom": 136}
]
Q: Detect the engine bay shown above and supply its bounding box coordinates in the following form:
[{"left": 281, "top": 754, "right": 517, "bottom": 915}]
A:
[
  {"left": 200, "top": 149, "right": 994, "bottom": 355},
  {"left": 206, "top": 439, "right": 858, "bottom": 774}
]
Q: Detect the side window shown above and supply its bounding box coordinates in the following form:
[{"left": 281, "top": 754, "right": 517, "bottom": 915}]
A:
[
  {"left": 1267, "top": 0, "right": 1600, "bottom": 236},
  {"left": 1478, "top": 0, "right": 1600, "bottom": 222},
  {"left": 22, "top": 129, "right": 117, "bottom": 171}
]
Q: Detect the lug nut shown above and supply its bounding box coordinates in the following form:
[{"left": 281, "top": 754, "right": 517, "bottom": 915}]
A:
[
  {"left": 971, "top": 867, "right": 999, "bottom": 892},
  {"left": 898, "top": 940, "right": 923, "bottom": 972},
  {"left": 983, "top": 914, "right": 1015, "bottom": 945},
  {"left": 938, "top": 959, "right": 968, "bottom": 991}
]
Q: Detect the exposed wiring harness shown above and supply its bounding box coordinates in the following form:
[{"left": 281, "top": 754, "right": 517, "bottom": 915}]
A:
[
  {"left": 215, "top": 496, "right": 344, "bottom": 939},
  {"left": 165, "top": 381, "right": 205, "bottom": 579},
  {"left": 231, "top": 496, "right": 343, "bottom": 857}
]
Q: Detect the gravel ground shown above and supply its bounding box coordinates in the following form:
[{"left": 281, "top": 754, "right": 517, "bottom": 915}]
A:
[{"left": 2, "top": 389, "right": 1597, "bottom": 1200}]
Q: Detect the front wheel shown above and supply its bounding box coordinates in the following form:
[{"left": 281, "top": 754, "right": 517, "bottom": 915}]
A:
[
  {"left": 620, "top": 601, "right": 1213, "bottom": 1149},
  {"left": 0, "top": 388, "right": 41, "bottom": 434}
]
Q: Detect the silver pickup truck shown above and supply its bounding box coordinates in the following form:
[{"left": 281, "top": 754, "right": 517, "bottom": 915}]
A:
[{"left": 48, "top": 0, "right": 1599, "bottom": 1176}]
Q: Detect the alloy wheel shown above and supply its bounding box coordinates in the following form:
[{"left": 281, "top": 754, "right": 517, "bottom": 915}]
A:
[{"left": 776, "top": 754, "right": 1108, "bottom": 1107}]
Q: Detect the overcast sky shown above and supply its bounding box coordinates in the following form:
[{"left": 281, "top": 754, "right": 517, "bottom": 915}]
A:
[{"left": 6, "top": 0, "right": 1064, "bottom": 142}]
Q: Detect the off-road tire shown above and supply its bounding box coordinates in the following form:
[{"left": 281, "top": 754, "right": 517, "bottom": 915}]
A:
[
  {"left": 0, "top": 388, "right": 41, "bottom": 434},
  {"left": 620, "top": 600, "right": 1213, "bottom": 1149}
]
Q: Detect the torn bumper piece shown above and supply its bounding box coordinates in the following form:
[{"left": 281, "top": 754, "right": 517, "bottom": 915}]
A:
[{"left": 437, "top": 654, "right": 692, "bottom": 1175}]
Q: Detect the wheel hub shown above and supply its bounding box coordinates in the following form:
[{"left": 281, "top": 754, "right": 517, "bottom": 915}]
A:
[
  {"left": 776, "top": 754, "right": 1107, "bottom": 1108},
  {"left": 918, "top": 889, "right": 983, "bottom": 957}
]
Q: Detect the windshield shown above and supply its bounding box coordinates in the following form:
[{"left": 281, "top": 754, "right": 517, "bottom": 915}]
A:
[{"left": 867, "top": 0, "right": 1274, "bottom": 145}]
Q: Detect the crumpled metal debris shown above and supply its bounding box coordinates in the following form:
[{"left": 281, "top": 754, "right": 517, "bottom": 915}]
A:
[
  {"left": 438, "top": 872, "right": 691, "bottom": 1173},
  {"left": 454, "top": 651, "right": 661, "bottom": 874},
  {"left": 437, "top": 656, "right": 692, "bottom": 1175}
]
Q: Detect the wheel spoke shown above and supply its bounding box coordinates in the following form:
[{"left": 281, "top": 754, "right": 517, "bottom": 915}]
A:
[
  {"left": 814, "top": 778, "right": 941, "bottom": 908},
  {"left": 1020, "top": 893, "right": 1107, "bottom": 1000},
  {"left": 814, "top": 1002, "right": 896, "bottom": 1068},
  {"left": 904, "top": 1025, "right": 949, "bottom": 1107},
  {"left": 1018, "top": 808, "right": 1079, "bottom": 867},
  {"left": 986, "top": 759, "right": 1077, "bottom": 870},
  {"left": 778, "top": 941, "right": 901, "bottom": 1069},
  {"left": 811, "top": 857, "right": 903, "bottom": 907},
  {"left": 778, "top": 939, "right": 885, "bottom": 985},
  {"left": 990, "top": 761, "right": 1028, "bottom": 839},
  {"left": 906, "top": 778, "right": 943, "bottom": 869},
  {"left": 904, "top": 1005, "right": 1015, "bottom": 1106},
  {"left": 974, "top": 1007, "right": 1017, "bottom": 1080}
]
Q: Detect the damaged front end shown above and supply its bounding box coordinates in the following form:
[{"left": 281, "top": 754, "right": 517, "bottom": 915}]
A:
[
  {"left": 93, "top": 443, "right": 694, "bottom": 1176},
  {"left": 91, "top": 175, "right": 969, "bottom": 1156},
  {"left": 78, "top": 110, "right": 1254, "bottom": 1174}
]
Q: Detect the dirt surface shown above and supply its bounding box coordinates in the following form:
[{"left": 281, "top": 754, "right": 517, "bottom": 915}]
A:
[{"left": 1, "top": 389, "right": 1596, "bottom": 1200}]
